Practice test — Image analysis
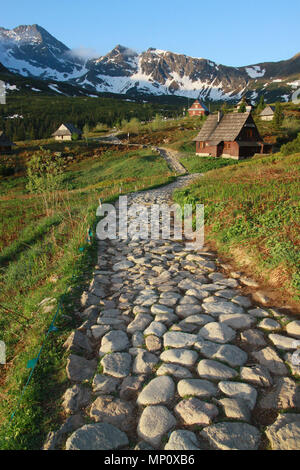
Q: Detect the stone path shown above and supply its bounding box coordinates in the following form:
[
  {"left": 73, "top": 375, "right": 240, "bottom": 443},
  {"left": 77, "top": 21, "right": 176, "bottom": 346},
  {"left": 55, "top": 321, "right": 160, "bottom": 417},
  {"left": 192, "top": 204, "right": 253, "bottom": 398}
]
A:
[
  {"left": 44, "top": 176, "right": 300, "bottom": 451},
  {"left": 153, "top": 147, "right": 187, "bottom": 174}
]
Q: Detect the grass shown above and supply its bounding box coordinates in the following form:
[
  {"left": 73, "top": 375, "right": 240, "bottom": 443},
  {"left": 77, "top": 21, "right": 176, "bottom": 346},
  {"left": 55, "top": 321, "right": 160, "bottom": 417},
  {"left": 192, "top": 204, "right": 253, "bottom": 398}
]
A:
[
  {"left": 0, "top": 145, "right": 174, "bottom": 449},
  {"left": 173, "top": 152, "right": 300, "bottom": 302},
  {"left": 179, "top": 155, "right": 238, "bottom": 174}
]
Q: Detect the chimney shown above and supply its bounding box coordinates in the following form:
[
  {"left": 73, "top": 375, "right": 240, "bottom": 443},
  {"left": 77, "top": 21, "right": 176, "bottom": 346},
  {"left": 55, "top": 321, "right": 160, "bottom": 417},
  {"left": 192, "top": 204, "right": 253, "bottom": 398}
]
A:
[{"left": 217, "top": 110, "right": 223, "bottom": 123}]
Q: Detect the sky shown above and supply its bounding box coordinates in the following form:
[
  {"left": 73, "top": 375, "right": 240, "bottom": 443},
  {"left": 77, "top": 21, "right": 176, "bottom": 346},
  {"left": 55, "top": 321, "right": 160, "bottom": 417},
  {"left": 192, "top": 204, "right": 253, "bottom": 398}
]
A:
[{"left": 1, "top": 0, "right": 299, "bottom": 66}]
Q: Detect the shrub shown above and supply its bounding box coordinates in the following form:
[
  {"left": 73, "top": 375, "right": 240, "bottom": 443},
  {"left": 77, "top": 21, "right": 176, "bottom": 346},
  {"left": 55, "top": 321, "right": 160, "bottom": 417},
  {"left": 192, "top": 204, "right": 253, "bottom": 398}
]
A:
[{"left": 280, "top": 132, "right": 300, "bottom": 155}]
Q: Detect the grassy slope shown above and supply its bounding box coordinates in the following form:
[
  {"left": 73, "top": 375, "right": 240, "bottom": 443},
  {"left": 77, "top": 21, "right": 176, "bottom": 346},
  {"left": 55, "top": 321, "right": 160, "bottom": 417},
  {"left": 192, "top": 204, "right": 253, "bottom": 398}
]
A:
[
  {"left": 0, "top": 146, "right": 173, "bottom": 449},
  {"left": 174, "top": 152, "right": 300, "bottom": 303}
]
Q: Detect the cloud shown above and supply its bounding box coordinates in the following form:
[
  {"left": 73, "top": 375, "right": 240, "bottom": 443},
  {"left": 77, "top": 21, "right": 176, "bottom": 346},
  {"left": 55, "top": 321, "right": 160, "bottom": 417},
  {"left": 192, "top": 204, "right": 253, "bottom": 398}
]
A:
[{"left": 68, "top": 46, "right": 99, "bottom": 61}]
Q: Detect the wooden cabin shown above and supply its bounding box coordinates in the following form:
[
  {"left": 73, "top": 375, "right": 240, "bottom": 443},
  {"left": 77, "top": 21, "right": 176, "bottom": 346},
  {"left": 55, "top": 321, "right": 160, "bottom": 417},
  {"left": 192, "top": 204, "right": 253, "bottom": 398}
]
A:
[
  {"left": 259, "top": 105, "right": 275, "bottom": 121},
  {"left": 188, "top": 100, "right": 209, "bottom": 116},
  {"left": 52, "top": 123, "right": 82, "bottom": 141},
  {"left": 194, "top": 111, "right": 272, "bottom": 159},
  {"left": 0, "top": 131, "right": 13, "bottom": 153}
]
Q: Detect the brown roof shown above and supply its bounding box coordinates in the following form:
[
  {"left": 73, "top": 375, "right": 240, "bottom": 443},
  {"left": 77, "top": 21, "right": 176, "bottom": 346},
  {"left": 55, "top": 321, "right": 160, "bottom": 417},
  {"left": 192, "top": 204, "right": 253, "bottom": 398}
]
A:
[
  {"left": 52, "top": 123, "right": 82, "bottom": 137},
  {"left": 0, "top": 131, "right": 13, "bottom": 146},
  {"left": 194, "top": 112, "right": 252, "bottom": 142}
]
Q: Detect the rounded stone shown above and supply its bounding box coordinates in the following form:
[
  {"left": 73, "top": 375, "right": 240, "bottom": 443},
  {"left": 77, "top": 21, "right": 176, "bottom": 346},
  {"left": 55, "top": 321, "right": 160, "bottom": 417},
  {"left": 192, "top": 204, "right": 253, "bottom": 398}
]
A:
[
  {"left": 66, "top": 423, "right": 129, "bottom": 450},
  {"left": 137, "top": 406, "right": 176, "bottom": 447},
  {"left": 198, "top": 322, "right": 236, "bottom": 344},
  {"left": 177, "top": 379, "right": 217, "bottom": 398},
  {"left": 286, "top": 320, "right": 300, "bottom": 339},
  {"left": 160, "top": 348, "right": 198, "bottom": 367},
  {"left": 174, "top": 397, "right": 218, "bottom": 425},
  {"left": 137, "top": 376, "right": 175, "bottom": 405},
  {"left": 101, "top": 352, "right": 132, "bottom": 378},
  {"left": 200, "top": 422, "right": 260, "bottom": 450},
  {"left": 100, "top": 330, "right": 130, "bottom": 353},
  {"left": 218, "top": 381, "right": 257, "bottom": 410},
  {"left": 164, "top": 430, "right": 200, "bottom": 450},
  {"left": 197, "top": 359, "right": 238, "bottom": 381}
]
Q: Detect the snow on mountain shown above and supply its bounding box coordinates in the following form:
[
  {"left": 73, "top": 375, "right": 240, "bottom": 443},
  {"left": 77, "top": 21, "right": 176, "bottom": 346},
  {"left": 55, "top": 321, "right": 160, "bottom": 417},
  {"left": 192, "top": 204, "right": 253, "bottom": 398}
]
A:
[{"left": 0, "top": 24, "right": 299, "bottom": 102}]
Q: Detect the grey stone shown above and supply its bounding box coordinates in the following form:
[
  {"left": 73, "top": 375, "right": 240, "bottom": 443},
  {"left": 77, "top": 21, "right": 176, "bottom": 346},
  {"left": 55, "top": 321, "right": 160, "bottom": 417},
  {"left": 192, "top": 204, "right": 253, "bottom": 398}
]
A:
[
  {"left": 159, "top": 292, "right": 181, "bottom": 307},
  {"left": 200, "top": 422, "right": 260, "bottom": 450},
  {"left": 176, "top": 304, "right": 203, "bottom": 318},
  {"left": 92, "top": 375, "right": 120, "bottom": 394},
  {"left": 248, "top": 308, "right": 269, "bottom": 318},
  {"left": 258, "top": 377, "right": 300, "bottom": 409},
  {"left": 127, "top": 314, "right": 152, "bottom": 333},
  {"left": 217, "top": 397, "right": 251, "bottom": 421},
  {"left": 160, "top": 348, "right": 198, "bottom": 367},
  {"left": 62, "top": 385, "right": 91, "bottom": 414},
  {"left": 164, "top": 430, "right": 200, "bottom": 450},
  {"left": 91, "top": 325, "right": 110, "bottom": 340},
  {"left": 101, "top": 352, "right": 132, "bottom": 378},
  {"left": 151, "top": 304, "right": 174, "bottom": 315},
  {"left": 265, "top": 414, "right": 300, "bottom": 450},
  {"left": 198, "top": 322, "right": 236, "bottom": 344},
  {"left": 133, "top": 350, "right": 159, "bottom": 374},
  {"left": 90, "top": 396, "right": 135, "bottom": 432},
  {"left": 120, "top": 375, "right": 145, "bottom": 400},
  {"left": 113, "top": 260, "right": 134, "bottom": 271},
  {"left": 156, "top": 363, "right": 193, "bottom": 378},
  {"left": 252, "top": 347, "right": 288, "bottom": 375},
  {"left": 197, "top": 359, "right": 238, "bottom": 381},
  {"left": 132, "top": 331, "right": 145, "bottom": 347},
  {"left": 268, "top": 333, "right": 298, "bottom": 351},
  {"left": 137, "top": 406, "right": 176, "bottom": 447},
  {"left": 137, "top": 376, "right": 175, "bottom": 405},
  {"left": 218, "top": 381, "right": 257, "bottom": 410},
  {"left": 177, "top": 379, "right": 217, "bottom": 398},
  {"left": 63, "top": 331, "right": 93, "bottom": 354},
  {"left": 259, "top": 318, "right": 281, "bottom": 331},
  {"left": 163, "top": 331, "right": 198, "bottom": 348},
  {"left": 202, "top": 301, "right": 244, "bottom": 317},
  {"left": 174, "top": 398, "right": 218, "bottom": 425},
  {"left": 66, "top": 355, "right": 97, "bottom": 382},
  {"left": 66, "top": 423, "right": 128, "bottom": 450},
  {"left": 145, "top": 335, "right": 162, "bottom": 352},
  {"left": 219, "top": 314, "right": 255, "bottom": 330},
  {"left": 240, "top": 329, "right": 267, "bottom": 348},
  {"left": 178, "top": 314, "right": 214, "bottom": 327},
  {"left": 100, "top": 330, "right": 130, "bottom": 353},
  {"left": 213, "top": 344, "right": 248, "bottom": 367},
  {"left": 240, "top": 365, "right": 273, "bottom": 387},
  {"left": 144, "top": 321, "right": 167, "bottom": 337}
]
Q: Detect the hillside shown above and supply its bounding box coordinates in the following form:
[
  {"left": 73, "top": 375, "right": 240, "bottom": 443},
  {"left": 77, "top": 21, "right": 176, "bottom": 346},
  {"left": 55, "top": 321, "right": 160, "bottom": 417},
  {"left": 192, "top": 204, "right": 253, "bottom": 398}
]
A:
[{"left": 0, "top": 24, "right": 300, "bottom": 102}]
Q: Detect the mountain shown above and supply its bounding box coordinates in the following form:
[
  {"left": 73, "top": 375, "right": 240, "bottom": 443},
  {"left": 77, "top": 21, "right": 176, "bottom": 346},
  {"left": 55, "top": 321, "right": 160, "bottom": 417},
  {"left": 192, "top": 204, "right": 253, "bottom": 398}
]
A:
[{"left": 0, "top": 24, "right": 300, "bottom": 102}]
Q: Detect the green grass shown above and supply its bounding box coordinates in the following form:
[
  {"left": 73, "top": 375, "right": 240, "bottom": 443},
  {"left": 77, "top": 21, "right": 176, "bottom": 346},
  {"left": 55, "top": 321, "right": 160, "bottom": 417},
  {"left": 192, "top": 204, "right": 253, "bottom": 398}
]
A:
[
  {"left": 179, "top": 154, "right": 238, "bottom": 173},
  {"left": 0, "top": 145, "right": 174, "bottom": 450},
  {"left": 173, "top": 152, "right": 300, "bottom": 299}
]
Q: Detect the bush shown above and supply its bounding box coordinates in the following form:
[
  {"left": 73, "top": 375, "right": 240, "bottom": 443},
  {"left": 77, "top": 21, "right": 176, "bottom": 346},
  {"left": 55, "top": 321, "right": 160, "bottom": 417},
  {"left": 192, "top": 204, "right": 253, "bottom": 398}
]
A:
[{"left": 280, "top": 132, "right": 300, "bottom": 155}]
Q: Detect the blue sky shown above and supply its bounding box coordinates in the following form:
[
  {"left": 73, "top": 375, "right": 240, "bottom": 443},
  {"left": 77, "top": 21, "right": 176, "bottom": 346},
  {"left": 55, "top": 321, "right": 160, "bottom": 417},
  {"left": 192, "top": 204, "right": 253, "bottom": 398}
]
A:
[{"left": 1, "top": 0, "right": 299, "bottom": 66}]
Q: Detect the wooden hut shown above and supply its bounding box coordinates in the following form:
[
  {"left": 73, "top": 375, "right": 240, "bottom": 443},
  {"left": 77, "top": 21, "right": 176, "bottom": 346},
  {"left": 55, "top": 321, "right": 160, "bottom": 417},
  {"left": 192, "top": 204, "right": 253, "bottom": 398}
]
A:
[{"left": 52, "top": 123, "right": 82, "bottom": 141}]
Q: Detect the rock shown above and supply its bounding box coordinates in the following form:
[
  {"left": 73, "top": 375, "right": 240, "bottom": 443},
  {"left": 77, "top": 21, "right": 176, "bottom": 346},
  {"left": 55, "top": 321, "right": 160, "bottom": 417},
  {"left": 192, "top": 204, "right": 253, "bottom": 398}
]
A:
[
  {"left": 92, "top": 375, "right": 120, "bottom": 394},
  {"left": 258, "top": 377, "right": 300, "bottom": 409},
  {"left": 268, "top": 333, "right": 298, "bottom": 351},
  {"left": 133, "top": 350, "right": 159, "bottom": 374},
  {"left": 137, "top": 406, "right": 176, "bottom": 447},
  {"left": 200, "top": 422, "right": 260, "bottom": 450},
  {"left": 240, "top": 329, "right": 267, "bottom": 348},
  {"left": 248, "top": 308, "right": 269, "bottom": 318},
  {"left": 213, "top": 344, "right": 248, "bottom": 367},
  {"left": 145, "top": 335, "right": 162, "bottom": 352},
  {"left": 202, "top": 301, "right": 244, "bottom": 317},
  {"left": 156, "top": 363, "right": 193, "bottom": 378},
  {"left": 232, "top": 295, "right": 252, "bottom": 308},
  {"left": 101, "top": 352, "right": 132, "bottom": 378},
  {"left": 160, "top": 348, "right": 198, "bottom": 367},
  {"left": 63, "top": 331, "right": 93, "bottom": 354},
  {"left": 66, "top": 355, "right": 97, "bottom": 382},
  {"left": 197, "top": 360, "right": 238, "bottom": 381},
  {"left": 144, "top": 321, "right": 167, "bottom": 337},
  {"left": 259, "top": 318, "right": 281, "bottom": 331},
  {"left": 252, "top": 291, "right": 269, "bottom": 305},
  {"left": 164, "top": 430, "right": 200, "bottom": 450},
  {"left": 81, "top": 292, "right": 100, "bottom": 308},
  {"left": 239, "top": 277, "right": 259, "bottom": 288},
  {"left": 127, "top": 314, "right": 152, "bottom": 333},
  {"left": 100, "top": 330, "right": 130, "bottom": 353},
  {"left": 198, "top": 322, "right": 236, "bottom": 344},
  {"left": 240, "top": 365, "right": 273, "bottom": 387},
  {"left": 66, "top": 423, "right": 128, "bottom": 450},
  {"left": 159, "top": 292, "right": 181, "bottom": 307},
  {"left": 179, "top": 295, "right": 200, "bottom": 305},
  {"left": 154, "top": 313, "right": 178, "bottom": 324},
  {"left": 177, "top": 379, "right": 217, "bottom": 398},
  {"left": 174, "top": 398, "right": 218, "bottom": 425},
  {"left": 194, "top": 338, "right": 220, "bottom": 358},
  {"left": 113, "top": 260, "right": 134, "bottom": 271},
  {"left": 176, "top": 304, "right": 203, "bottom": 318},
  {"left": 134, "top": 292, "right": 158, "bottom": 306},
  {"left": 90, "top": 396, "right": 135, "bottom": 432},
  {"left": 284, "top": 352, "right": 300, "bottom": 376},
  {"left": 137, "top": 376, "right": 175, "bottom": 405},
  {"left": 265, "top": 414, "right": 300, "bottom": 450},
  {"left": 178, "top": 314, "right": 214, "bottom": 327},
  {"left": 218, "top": 381, "right": 257, "bottom": 410},
  {"left": 151, "top": 304, "right": 174, "bottom": 315},
  {"left": 163, "top": 331, "right": 198, "bottom": 348},
  {"left": 120, "top": 375, "right": 145, "bottom": 400},
  {"left": 286, "top": 320, "right": 300, "bottom": 339},
  {"left": 252, "top": 347, "right": 288, "bottom": 375},
  {"left": 217, "top": 398, "right": 251, "bottom": 421},
  {"left": 132, "top": 331, "right": 145, "bottom": 347},
  {"left": 62, "top": 385, "right": 91, "bottom": 414},
  {"left": 134, "top": 441, "right": 155, "bottom": 450},
  {"left": 219, "top": 314, "right": 255, "bottom": 330},
  {"left": 91, "top": 325, "right": 110, "bottom": 340}
]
